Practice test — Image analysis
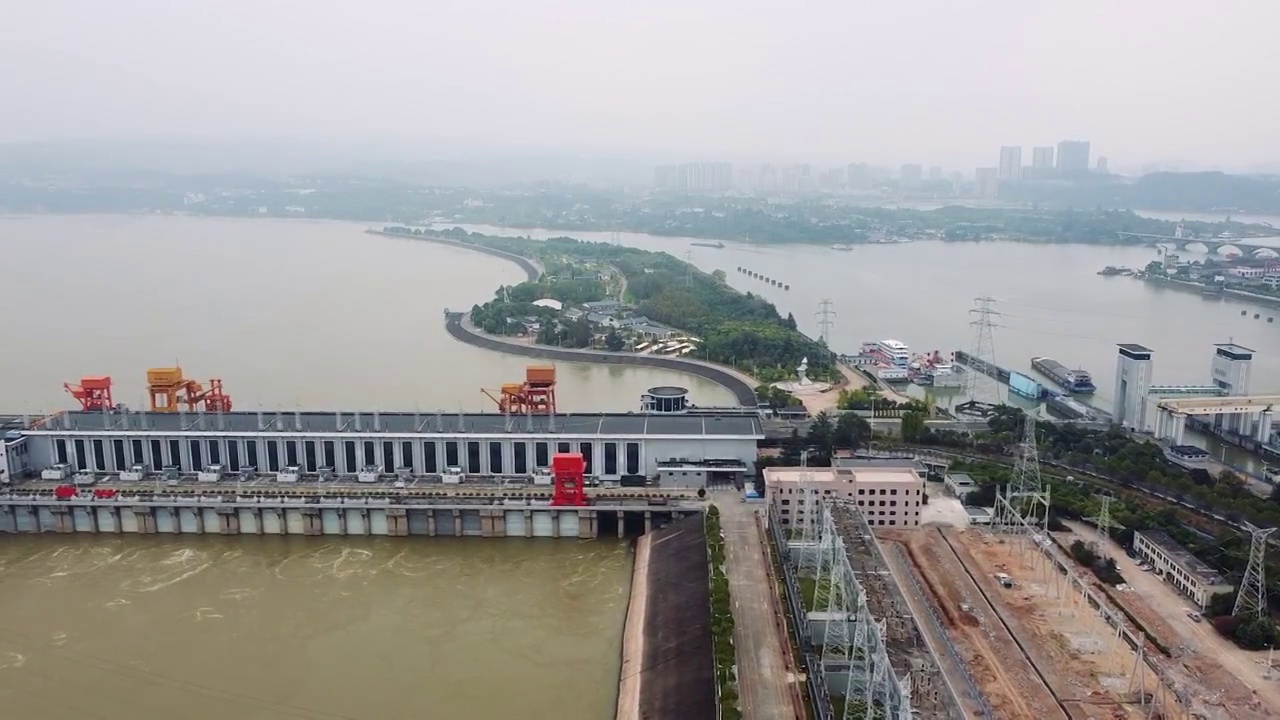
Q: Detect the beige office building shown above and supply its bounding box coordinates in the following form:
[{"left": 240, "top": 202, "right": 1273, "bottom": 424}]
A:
[{"left": 764, "top": 466, "right": 925, "bottom": 529}]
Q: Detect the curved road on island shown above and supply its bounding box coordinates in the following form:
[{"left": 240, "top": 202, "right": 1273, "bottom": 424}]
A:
[{"left": 445, "top": 314, "right": 758, "bottom": 406}]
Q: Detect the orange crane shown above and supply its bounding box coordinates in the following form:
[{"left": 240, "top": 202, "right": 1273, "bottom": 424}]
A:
[
  {"left": 481, "top": 365, "right": 557, "bottom": 415},
  {"left": 64, "top": 376, "right": 114, "bottom": 411},
  {"left": 146, "top": 367, "right": 233, "bottom": 412}
]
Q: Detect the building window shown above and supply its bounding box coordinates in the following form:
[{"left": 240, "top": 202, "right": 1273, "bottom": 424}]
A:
[
  {"left": 208, "top": 440, "right": 221, "bottom": 466},
  {"left": 382, "top": 441, "right": 394, "bottom": 471},
  {"left": 891, "top": 489, "right": 898, "bottom": 495},
  {"left": 625, "top": 442, "right": 640, "bottom": 475},
  {"left": 401, "top": 441, "right": 415, "bottom": 471},
  {"left": 780, "top": 499, "right": 790, "bottom": 505},
  {"left": 167, "top": 440, "right": 181, "bottom": 469},
  {"left": 228, "top": 442, "right": 241, "bottom": 472},
  {"left": 579, "top": 443, "right": 593, "bottom": 475},
  {"left": 445, "top": 441, "right": 459, "bottom": 468},
  {"left": 557, "top": 442, "right": 571, "bottom": 454},
  {"left": 488, "top": 441, "right": 503, "bottom": 474},
  {"left": 890, "top": 500, "right": 897, "bottom": 507},
  {"left": 55, "top": 439, "right": 68, "bottom": 465},
  {"left": 92, "top": 439, "right": 106, "bottom": 471},
  {"left": 322, "top": 441, "right": 335, "bottom": 470},
  {"left": 423, "top": 442, "right": 438, "bottom": 473},
  {"left": 514, "top": 443, "right": 528, "bottom": 474},
  {"left": 247, "top": 440, "right": 260, "bottom": 471},
  {"left": 131, "top": 439, "right": 144, "bottom": 466},
  {"left": 889, "top": 520, "right": 896, "bottom": 526},
  {"left": 535, "top": 442, "right": 550, "bottom": 469},
  {"left": 343, "top": 441, "right": 356, "bottom": 473},
  {"left": 466, "top": 441, "right": 481, "bottom": 474},
  {"left": 362, "top": 441, "right": 375, "bottom": 467},
  {"left": 286, "top": 441, "right": 299, "bottom": 467},
  {"left": 189, "top": 440, "right": 203, "bottom": 470},
  {"left": 304, "top": 441, "right": 318, "bottom": 472},
  {"left": 112, "top": 440, "right": 126, "bottom": 471},
  {"left": 604, "top": 442, "right": 618, "bottom": 475},
  {"left": 266, "top": 442, "right": 280, "bottom": 472},
  {"left": 858, "top": 488, "right": 865, "bottom": 495}
]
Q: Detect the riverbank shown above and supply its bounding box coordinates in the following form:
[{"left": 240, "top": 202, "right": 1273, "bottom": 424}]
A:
[
  {"left": 1141, "top": 274, "right": 1280, "bottom": 311},
  {"left": 445, "top": 312, "right": 759, "bottom": 406},
  {"left": 613, "top": 514, "right": 715, "bottom": 720}
]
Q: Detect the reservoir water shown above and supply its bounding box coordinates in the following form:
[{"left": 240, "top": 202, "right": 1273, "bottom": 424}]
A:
[
  {"left": 0, "top": 535, "right": 631, "bottom": 719},
  {"left": 0, "top": 215, "right": 734, "bottom": 411}
]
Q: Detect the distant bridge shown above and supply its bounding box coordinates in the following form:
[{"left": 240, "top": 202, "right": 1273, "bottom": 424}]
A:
[{"left": 1117, "top": 231, "right": 1280, "bottom": 254}]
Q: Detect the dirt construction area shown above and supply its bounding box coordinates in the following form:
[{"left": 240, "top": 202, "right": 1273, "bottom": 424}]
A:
[
  {"left": 883, "top": 528, "right": 1067, "bottom": 720},
  {"left": 1063, "top": 521, "right": 1280, "bottom": 720},
  {"left": 888, "top": 526, "right": 1167, "bottom": 719}
]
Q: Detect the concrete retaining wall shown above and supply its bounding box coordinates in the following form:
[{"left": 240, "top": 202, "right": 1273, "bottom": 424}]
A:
[{"left": 445, "top": 315, "right": 757, "bottom": 406}]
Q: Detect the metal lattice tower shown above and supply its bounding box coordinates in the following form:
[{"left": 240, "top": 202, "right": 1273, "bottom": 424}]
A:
[
  {"left": 610, "top": 230, "right": 621, "bottom": 245},
  {"left": 684, "top": 250, "right": 694, "bottom": 286},
  {"left": 1234, "top": 525, "right": 1276, "bottom": 618},
  {"left": 1085, "top": 495, "right": 1124, "bottom": 544},
  {"left": 1002, "top": 415, "right": 1050, "bottom": 533},
  {"left": 816, "top": 299, "right": 837, "bottom": 345},
  {"left": 965, "top": 296, "right": 1003, "bottom": 402}
]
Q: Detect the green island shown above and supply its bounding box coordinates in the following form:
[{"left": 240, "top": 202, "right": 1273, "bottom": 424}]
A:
[
  {"left": 386, "top": 226, "right": 839, "bottom": 383},
  {"left": 777, "top": 404, "right": 1280, "bottom": 650}
]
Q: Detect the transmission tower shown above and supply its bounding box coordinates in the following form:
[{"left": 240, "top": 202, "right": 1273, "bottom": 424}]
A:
[
  {"left": 965, "top": 296, "right": 1003, "bottom": 403},
  {"left": 815, "top": 299, "right": 837, "bottom": 345},
  {"left": 684, "top": 249, "right": 694, "bottom": 287},
  {"left": 1008, "top": 414, "right": 1050, "bottom": 528},
  {"left": 1234, "top": 524, "right": 1276, "bottom": 618},
  {"left": 610, "top": 230, "right": 621, "bottom": 246},
  {"left": 1085, "top": 495, "right": 1124, "bottom": 546}
]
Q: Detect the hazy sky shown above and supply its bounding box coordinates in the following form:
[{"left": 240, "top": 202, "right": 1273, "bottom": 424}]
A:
[{"left": 3, "top": 0, "right": 1278, "bottom": 171}]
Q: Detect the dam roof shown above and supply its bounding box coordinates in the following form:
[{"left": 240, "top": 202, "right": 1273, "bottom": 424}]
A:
[{"left": 42, "top": 411, "right": 765, "bottom": 438}]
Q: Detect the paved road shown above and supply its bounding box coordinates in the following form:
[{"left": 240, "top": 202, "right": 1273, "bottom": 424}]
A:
[{"left": 713, "top": 491, "right": 803, "bottom": 720}]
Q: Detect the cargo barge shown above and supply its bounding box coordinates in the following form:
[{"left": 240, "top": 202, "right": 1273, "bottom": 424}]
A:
[{"left": 1030, "top": 357, "right": 1096, "bottom": 394}]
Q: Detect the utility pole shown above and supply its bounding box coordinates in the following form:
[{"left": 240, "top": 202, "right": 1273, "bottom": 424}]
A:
[
  {"left": 1234, "top": 524, "right": 1276, "bottom": 618},
  {"left": 965, "top": 296, "right": 1003, "bottom": 403},
  {"left": 1085, "top": 495, "right": 1125, "bottom": 549},
  {"left": 815, "top": 299, "right": 837, "bottom": 345}
]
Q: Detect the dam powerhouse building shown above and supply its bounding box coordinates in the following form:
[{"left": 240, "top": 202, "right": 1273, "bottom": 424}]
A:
[{"left": 3, "top": 409, "right": 762, "bottom": 487}]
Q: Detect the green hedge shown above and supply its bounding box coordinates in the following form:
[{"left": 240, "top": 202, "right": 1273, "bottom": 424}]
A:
[{"left": 705, "top": 506, "right": 742, "bottom": 720}]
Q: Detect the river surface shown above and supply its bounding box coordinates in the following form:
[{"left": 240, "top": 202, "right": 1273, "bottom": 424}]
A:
[
  {"left": 450, "top": 223, "right": 1280, "bottom": 470},
  {"left": 0, "top": 535, "right": 630, "bottom": 719},
  {"left": 0, "top": 215, "right": 733, "bottom": 411}
]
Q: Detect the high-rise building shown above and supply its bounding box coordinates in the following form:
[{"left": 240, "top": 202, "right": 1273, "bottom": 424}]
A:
[
  {"left": 899, "top": 164, "right": 923, "bottom": 186},
  {"left": 846, "top": 162, "right": 871, "bottom": 190},
  {"left": 974, "top": 167, "right": 999, "bottom": 197},
  {"left": 1114, "top": 344, "right": 1153, "bottom": 431},
  {"left": 654, "top": 162, "right": 734, "bottom": 192},
  {"left": 1057, "top": 140, "right": 1091, "bottom": 173},
  {"left": 927, "top": 165, "right": 942, "bottom": 181},
  {"left": 1031, "top": 146, "right": 1055, "bottom": 170},
  {"left": 1096, "top": 156, "right": 1109, "bottom": 174},
  {"left": 998, "top": 146, "right": 1022, "bottom": 182}
]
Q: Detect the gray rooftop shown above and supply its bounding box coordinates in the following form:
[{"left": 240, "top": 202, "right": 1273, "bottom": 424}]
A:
[
  {"left": 42, "top": 410, "right": 764, "bottom": 438},
  {"left": 834, "top": 457, "right": 926, "bottom": 473},
  {"left": 1139, "top": 529, "right": 1228, "bottom": 586}
]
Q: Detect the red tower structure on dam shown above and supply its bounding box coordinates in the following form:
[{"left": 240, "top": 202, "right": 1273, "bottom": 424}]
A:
[{"left": 550, "top": 453, "right": 588, "bottom": 506}]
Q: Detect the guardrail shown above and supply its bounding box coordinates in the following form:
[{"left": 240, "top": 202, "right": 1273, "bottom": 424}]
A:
[{"left": 889, "top": 545, "right": 992, "bottom": 717}]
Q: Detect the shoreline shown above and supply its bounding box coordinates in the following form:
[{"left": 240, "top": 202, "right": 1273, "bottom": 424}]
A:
[{"left": 614, "top": 533, "right": 650, "bottom": 720}]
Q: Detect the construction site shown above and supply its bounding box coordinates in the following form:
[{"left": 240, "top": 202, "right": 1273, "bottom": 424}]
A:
[{"left": 880, "top": 417, "right": 1208, "bottom": 712}]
